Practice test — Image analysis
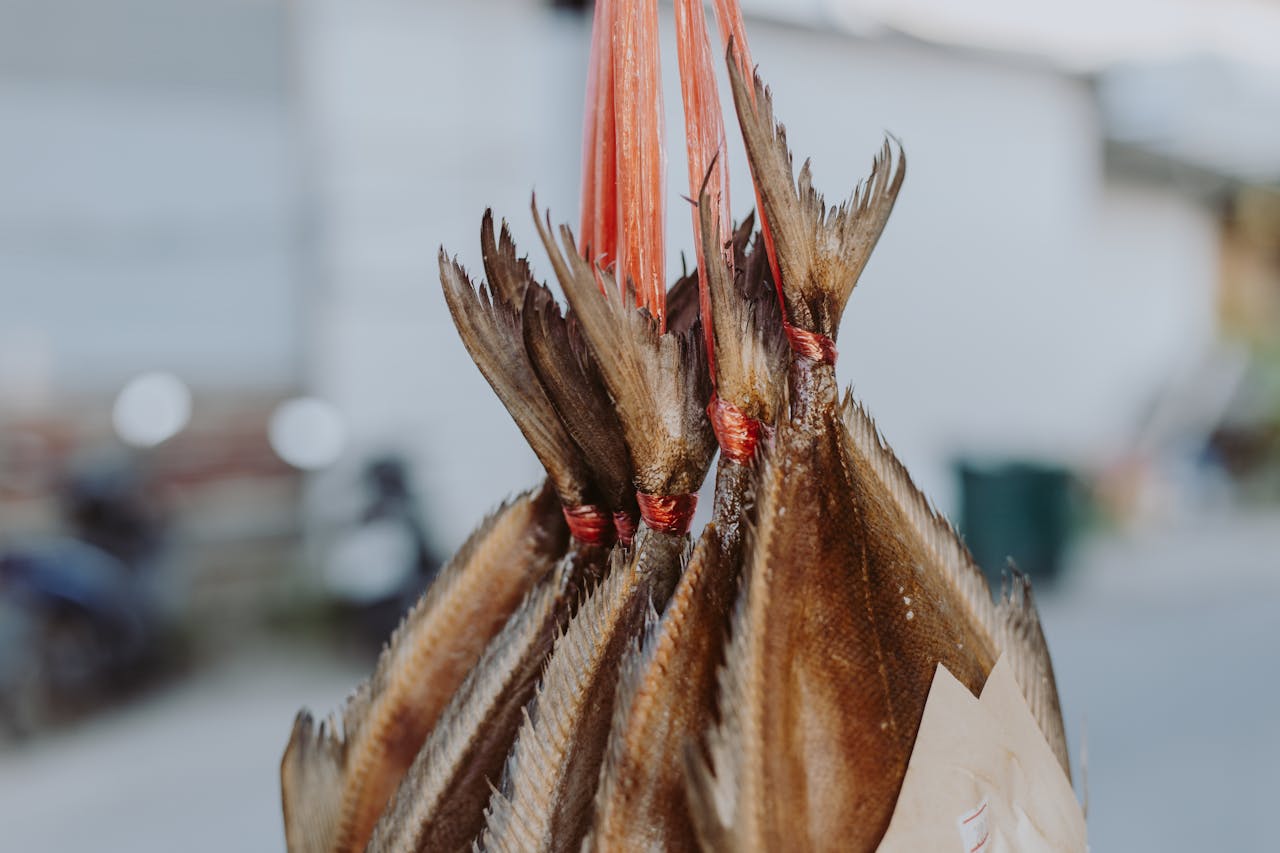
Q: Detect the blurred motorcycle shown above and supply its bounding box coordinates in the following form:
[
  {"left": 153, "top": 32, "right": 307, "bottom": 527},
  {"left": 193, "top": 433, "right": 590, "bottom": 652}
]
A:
[
  {"left": 0, "top": 459, "right": 169, "bottom": 737},
  {"left": 321, "top": 455, "right": 441, "bottom": 651}
]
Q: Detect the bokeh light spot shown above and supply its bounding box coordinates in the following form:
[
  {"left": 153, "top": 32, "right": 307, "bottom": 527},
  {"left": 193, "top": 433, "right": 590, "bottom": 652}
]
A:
[
  {"left": 112, "top": 371, "right": 193, "bottom": 448},
  {"left": 268, "top": 397, "right": 346, "bottom": 470}
]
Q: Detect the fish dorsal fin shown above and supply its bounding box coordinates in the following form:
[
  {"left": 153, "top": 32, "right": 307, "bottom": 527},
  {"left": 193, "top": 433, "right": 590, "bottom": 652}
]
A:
[
  {"left": 839, "top": 394, "right": 999, "bottom": 653},
  {"left": 281, "top": 485, "right": 565, "bottom": 853},
  {"left": 440, "top": 249, "right": 592, "bottom": 509},
  {"left": 367, "top": 563, "right": 571, "bottom": 853},
  {"left": 480, "top": 532, "right": 682, "bottom": 852},
  {"left": 522, "top": 282, "right": 634, "bottom": 513},
  {"left": 697, "top": 185, "right": 787, "bottom": 423},
  {"left": 281, "top": 710, "right": 348, "bottom": 853},
  {"left": 480, "top": 210, "right": 535, "bottom": 307},
  {"left": 534, "top": 206, "right": 715, "bottom": 497},
  {"left": 724, "top": 50, "right": 905, "bottom": 340},
  {"left": 839, "top": 394, "right": 1070, "bottom": 775},
  {"left": 684, "top": 552, "right": 757, "bottom": 852},
  {"left": 994, "top": 571, "right": 1070, "bottom": 775},
  {"left": 588, "top": 525, "right": 737, "bottom": 850}
]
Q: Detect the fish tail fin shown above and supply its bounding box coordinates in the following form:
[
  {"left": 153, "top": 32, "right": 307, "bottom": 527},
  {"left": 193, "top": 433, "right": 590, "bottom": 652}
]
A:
[
  {"left": 281, "top": 709, "right": 347, "bottom": 853},
  {"left": 724, "top": 53, "right": 905, "bottom": 341}
]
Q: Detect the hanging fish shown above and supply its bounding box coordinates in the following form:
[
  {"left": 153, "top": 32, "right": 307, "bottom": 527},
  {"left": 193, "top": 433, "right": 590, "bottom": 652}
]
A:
[
  {"left": 280, "top": 484, "right": 566, "bottom": 853},
  {"left": 281, "top": 0, "right": 1074, "bottom": 850},
  {"left": 585, "top": 2, "right": 786, "bottom": 846},
  {"left": 681, "top": 38, "right": 1067, "bottom": 853},
  {"left": 365, "top": 558, "right": 574, "bottom": 853}
]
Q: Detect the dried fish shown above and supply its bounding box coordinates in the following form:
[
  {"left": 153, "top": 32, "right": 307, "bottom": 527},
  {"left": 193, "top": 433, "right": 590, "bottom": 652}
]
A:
[
  {"left": 681, "top": 44, "right": 1066, "bottom": 852},
  {"left": 479, "top": 532, "right": 684, "bottom": 853},
  {"left": 366, "top": 557, "right": 577, "bottom": 853},
  {"left": 282, "top": 1, "right": 1073, "bottom": 850},
  {"left": 281, "top": 485, "right": 566, "bottom": 853}
]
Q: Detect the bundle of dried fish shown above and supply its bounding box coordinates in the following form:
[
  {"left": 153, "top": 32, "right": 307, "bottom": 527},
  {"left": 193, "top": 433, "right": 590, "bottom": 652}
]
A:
[{"left": 281, "top": 1, "right": 1075, "bottom": 851}]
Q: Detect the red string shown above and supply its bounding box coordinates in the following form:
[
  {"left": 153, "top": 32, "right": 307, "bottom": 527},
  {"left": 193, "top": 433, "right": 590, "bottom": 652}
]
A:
[
  {"left": 784, "top": 323, "right": 838, "bottom": 365},
  {"left": 612, "top": 510, "right": 637, "bottom": 548},
  {"left": 707, "top": 394, "right": 766, "bottom": 464},
  {"left": 563, "top": 504, "right": 614, "bottom": 546},
  {"left": 636, "top": 491, "right": 698, "bottom": 536}
]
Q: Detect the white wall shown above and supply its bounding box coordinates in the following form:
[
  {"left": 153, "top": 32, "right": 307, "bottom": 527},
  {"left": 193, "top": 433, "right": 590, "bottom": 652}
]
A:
[
  {"left": 0, "top": 0, "right": 299, "bottom": 409},
  {"left": 302, "top": 0, "right": 1221, "bottom": 546},
  {"left": 300, "top": 0, "right": 588, "bottom": 546},
  {"left": 733, "top": 25, "right": 1220, "bottom": 505}
]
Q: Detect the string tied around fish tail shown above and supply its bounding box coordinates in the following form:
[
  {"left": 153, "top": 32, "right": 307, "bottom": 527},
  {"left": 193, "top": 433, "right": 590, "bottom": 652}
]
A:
[
  {"left": 784, "top": 322, "right": 838, "bottom": 366},
  {"left": 636, "top": 492, "right": 698, "bottom": 536},
  {"left": 612, "top": 510, "right": 638, "bottom": 547},
  {"left": 562, "top": 503, "right": 615, "bottom": 546},
  {"left": 707, "top": 394, "right": 769, "bottom": 465}
]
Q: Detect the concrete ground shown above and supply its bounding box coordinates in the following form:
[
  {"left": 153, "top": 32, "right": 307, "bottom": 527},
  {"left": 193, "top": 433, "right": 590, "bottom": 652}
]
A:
[
  {"left": 1, "top": 511, "right": 1277, "bottom": 851},
  {"left": 1040, "top": 509, "right": 1280, "bottom": 851},
  {"left": 0, "top": 643, "right": 364, "bottom": 853}
]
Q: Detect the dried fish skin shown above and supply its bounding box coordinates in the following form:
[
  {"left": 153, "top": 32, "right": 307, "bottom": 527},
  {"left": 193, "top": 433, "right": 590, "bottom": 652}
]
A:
[
  {"left": 281, "top": 484, "right": 567, "bottom": 853},
  {"left": 587, "top": 519, "right": 740, "bottom": 853},
  {"left": 839, "top": 395, "right": 1070, "bottom": 775},
  {"left": 479, "top": 530, "right": 684, "bottom": 853},
  {"left": 366, "top": 553, "right": 584, "bottom": 853},
  {"left": 440, "top": 252, "right": 594, "bottom": 512},
  {"left": 697, "top": 395, "right": 1005, "bottom": 851},
  {"left": 533, "top": 209, "right": 716, "bottom": 501}
]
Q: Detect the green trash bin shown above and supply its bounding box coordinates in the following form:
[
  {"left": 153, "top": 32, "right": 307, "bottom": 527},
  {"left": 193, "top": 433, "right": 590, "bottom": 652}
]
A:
[{"left": 955, "top": 460, "right": 1075, "bottom": 588}]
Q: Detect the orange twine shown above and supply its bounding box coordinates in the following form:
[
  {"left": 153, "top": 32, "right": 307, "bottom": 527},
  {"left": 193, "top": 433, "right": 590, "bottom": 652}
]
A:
[
  {"left": 707, "top": 394, "right": 767, "bottom": 464},
  {"left": 636, "top": 492, "right": 698, "bottom": 536},
  {"left": 612, "top": 510, "right": 638, "bottom": 548},
  {"left": 784, "top": 323, "right": 838, "bottom": 365},
  {"left": 563, "top": 504, "right": 614, "bottom": 546}
]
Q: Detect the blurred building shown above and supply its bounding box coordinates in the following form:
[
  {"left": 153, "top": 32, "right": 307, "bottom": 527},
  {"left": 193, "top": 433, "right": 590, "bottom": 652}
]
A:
[
  {"left": 299, "top": 0, "right": 1280, "bottom": 554},
  {"left": 0, "top": 0, "right": 304, "bottom": 623},
  {"left": 3, "top": 0, "right": 1279, "bottom": 598}
]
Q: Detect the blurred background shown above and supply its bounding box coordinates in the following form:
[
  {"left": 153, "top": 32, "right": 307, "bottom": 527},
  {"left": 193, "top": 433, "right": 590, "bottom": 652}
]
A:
[{"left": 1, "top": 0, "right": 1278, "bottom": 849}]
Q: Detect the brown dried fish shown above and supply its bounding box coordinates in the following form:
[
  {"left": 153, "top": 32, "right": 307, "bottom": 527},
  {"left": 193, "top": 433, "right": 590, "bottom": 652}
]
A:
[
  {"left": 477, "top": 197, "right": 718, "bottom": 849},
  {"left": 681, "top": 48, "right": 1066, "bottom": 852},
  {"left": 365, "top": 556, "right": 578, "bottom": 853},
  {"left": 280, "top": 484, "right": 566, "bottom": 853},
  {"left": 440, "top": 246, "right": 594, "bottom": 514},
  {"left": 479, "top": 531, "right": 684, "bottom": 853},
  {"left": 533, "top": 212, "right": 715, "bottom": 503},
  {"left": 522, "top": 280, "right": 634, "bottom": 519},
  {"left": 586, "top": 527, "right": 733, "bottom": 853},
  {"left": 586, "top": 208, "right": 785, "bottom": 851},
  {"left": 282, "top": 2, "right": 1073, "bottom": 850}
]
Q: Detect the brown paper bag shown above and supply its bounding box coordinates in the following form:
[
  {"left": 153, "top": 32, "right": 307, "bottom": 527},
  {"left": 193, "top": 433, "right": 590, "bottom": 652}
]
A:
[{"left": 878, "top": 656, "right": 1087, "bottom": 852}]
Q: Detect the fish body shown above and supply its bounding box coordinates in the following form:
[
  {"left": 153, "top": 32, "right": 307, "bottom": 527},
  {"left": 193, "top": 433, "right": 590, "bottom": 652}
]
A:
[
  {"left": 587, "top": 518, "right": 738, "bottom": 852},
  {"left": 587, "top": 203, "right": 783, "bottom": 849},
  {"left": 480, "top": 530, "right": 684, "bottom": 853},
  {"left": 367, "top": 549, "right": 594, "bottom": 853},
  {"left": 283, "top": 3, "right": 1075, "bottom": 850},
  {"left": 681, "top": 43, "right": 1068, "bottom": 852},
  {"left": 281, "top": 485, "right": 566, "bottom": 853}
]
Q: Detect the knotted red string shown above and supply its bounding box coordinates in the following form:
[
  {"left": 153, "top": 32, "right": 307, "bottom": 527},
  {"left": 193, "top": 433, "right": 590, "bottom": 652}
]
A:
[
  {"left": 784, "top": 323, "right": 838, "bottom": 365},
  {"left": 563, "top": 504, "right": 614, "bottom": 546},
  {"left": 612, "top": 510, "right": 638, "bottom": 548},
  {"left": 707, "top": 394, "right": 767, "bottom": 465},
  {"left": 636, "top": 492, "right": 698, "bottom": 536}
]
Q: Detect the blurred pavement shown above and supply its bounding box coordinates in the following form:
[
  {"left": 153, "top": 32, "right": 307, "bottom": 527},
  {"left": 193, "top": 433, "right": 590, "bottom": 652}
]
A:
[
  {"left": 0, "top": 644, "right": 364, "bottom": 853},
  {"left": 1042, "top": 509, "right": 1280, "bottom": 851},
  {"left": 1, "top": 511, "right": 1277, "bottom": 851}
]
